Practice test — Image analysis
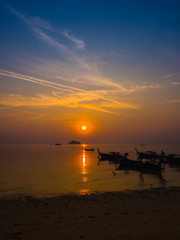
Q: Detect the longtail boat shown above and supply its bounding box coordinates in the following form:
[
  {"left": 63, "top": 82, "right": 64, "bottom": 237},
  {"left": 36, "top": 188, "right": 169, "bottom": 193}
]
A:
[
  {"left": 97, "top": 148, "right": 128, "bottom": 162},
  {"left": 84, "top": 148, "right": 94, "bottom": 151},
  {"left": 165, "top": 154, "right": 180, "bottom": 165},
  {"left": 135, "top": 148, "right": 165, "bottom": 162},
  {"left": 117, "top": 159, "right": 163, "bottom": 172}
]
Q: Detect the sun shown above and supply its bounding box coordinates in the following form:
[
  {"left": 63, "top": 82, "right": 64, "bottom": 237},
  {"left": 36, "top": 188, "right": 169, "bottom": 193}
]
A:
[{"left": 81, "top": 125, "right": 87, "bottom": 131}]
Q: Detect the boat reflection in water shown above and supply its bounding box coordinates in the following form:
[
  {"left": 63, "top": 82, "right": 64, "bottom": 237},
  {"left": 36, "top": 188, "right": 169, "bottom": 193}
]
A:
[{"left": 117, "top": 168, "right": 166, "bottom": 186}]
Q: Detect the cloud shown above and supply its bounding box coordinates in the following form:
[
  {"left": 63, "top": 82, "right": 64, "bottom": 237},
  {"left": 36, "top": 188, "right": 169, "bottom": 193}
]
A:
[
  {"left": 5, "top": 6, "right": 166, "bottom": 115},
  {"left": 9, "top": 7, "right": 76, "bottom": 57},
  {"left": 9, "top": 7, "right": 137, "bottom": 92},
  {"left": 172, "top": 81, "right": 180, "bottom": 85},
  {"left": 166, "top": 99, "right": 180, "bottom": 103},
  {"left": 163, "top": 73, "right": 176, "bottom": 79},
  {"left": 134, "top": 84, "right": 161, "bottom": 90},
  {"left": 9, "top": 7, "right": 166, "bottom": 96},
  {"left": 31, "top": 16, "right": 53, "bottom": 30},
  {"left": 0, "top": 92, "right": 133, "bottom": 114},
  {"left": 63, "top": 30, "right": 85, "bottom": 50},
  {"left": 0, "top": 69, "right": 139, "bottom": 110},
  {"left": 0, "top": 69, "right": 140, "bottom": 116},
  {"left": 10, "top": 7, "right": 85, "bottom": 57}
]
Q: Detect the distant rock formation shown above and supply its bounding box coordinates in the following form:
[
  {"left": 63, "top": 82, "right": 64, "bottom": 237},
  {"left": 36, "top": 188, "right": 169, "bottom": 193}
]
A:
[{"left": 68, "top": 140, "right": 81, "bottom": 145}]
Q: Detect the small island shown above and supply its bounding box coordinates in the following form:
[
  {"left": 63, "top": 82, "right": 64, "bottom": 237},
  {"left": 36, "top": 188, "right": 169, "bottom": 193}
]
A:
[{"left": 68, "top": 140, "right": 81, "bottom": 145}]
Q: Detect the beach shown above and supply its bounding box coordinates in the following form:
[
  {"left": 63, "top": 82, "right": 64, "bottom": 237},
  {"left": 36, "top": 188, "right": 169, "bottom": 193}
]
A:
[{"left": 1, "top": 187, "right": 180, "bottom": 240}]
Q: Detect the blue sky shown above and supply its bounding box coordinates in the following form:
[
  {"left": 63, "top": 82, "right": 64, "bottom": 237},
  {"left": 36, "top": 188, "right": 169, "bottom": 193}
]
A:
[
  {"left": 0, "top": 0, "right": 180, "bottom": 143},
  {"left": 1, "top": 0, "right": 180, "bottom": 68}
]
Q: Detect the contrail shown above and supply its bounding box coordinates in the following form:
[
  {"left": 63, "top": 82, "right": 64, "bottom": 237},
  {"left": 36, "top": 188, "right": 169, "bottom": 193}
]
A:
[{"left": 0, "top": 69, "right": 139, "bottom": 109}]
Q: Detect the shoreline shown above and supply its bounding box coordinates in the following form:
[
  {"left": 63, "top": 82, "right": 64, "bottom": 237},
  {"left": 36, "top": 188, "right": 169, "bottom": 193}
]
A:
[
  {"left": 1, "top": 185, "right": 180, "bottom": 199},
  {"left": 1, "top": 187, "right": 180, "bottom": 239}
]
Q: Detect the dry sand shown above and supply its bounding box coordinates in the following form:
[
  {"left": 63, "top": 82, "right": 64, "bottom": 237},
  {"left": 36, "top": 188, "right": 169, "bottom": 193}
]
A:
[{"left": 0, "top": 187, "right": 180, "bottom": 240}]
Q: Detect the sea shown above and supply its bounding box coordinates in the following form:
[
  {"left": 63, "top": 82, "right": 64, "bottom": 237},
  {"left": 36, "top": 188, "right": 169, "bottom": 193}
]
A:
[{"left": 0, "top": 144, "right": 180, "bottom": 198}]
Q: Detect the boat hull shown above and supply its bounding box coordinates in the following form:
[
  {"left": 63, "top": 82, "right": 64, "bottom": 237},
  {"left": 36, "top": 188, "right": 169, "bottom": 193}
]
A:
[{"left": 117, "top": 159, "right": 163, "bottom": 172}]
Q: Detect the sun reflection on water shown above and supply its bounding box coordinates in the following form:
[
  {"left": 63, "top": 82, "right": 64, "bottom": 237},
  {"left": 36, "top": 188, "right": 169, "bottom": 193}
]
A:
[
  {"left": 83, "top": 152, "right": 86, "bottom": 167},
  {"left": 80, "top": 149, "right": 90, "bottom": 194},
  {"left": 79, "top": 189, "right": 91, "bottom": 195},
  {"left": 82, "top": 150, "right": 88, "bottom": 175}
]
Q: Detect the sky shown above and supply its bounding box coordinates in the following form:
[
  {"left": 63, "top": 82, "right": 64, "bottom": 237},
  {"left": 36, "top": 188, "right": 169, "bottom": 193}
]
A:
[{"left": 0, "top": 0, "right": 180, "bottom": 144}]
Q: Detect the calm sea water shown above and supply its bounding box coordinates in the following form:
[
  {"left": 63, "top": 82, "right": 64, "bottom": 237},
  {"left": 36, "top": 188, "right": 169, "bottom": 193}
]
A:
[{"left": 0, "top": 144, "right": 180, "bottom": 198}]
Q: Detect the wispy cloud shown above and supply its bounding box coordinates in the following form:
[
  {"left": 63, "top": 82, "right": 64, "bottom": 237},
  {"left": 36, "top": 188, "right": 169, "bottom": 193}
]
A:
[
  {"left": 166, "top": 99, "right": 180, "bottom": 103},
  {"left": 0, "top": 92, "right": 130, "bottom": 114},
  {"left": 134, "top": 84, "right": 161, "bottom": 90},
  {"left": 172, "top": 81, "right": 180, "bottom": 85},
  {"left": 26, "top": 15, "right": 86, "bottom": 50},
  {"left": 63, "top": 30, "right": 85, "bottom": 50},
  {"left": 9, "top": 7, "right": 77, "bottom": 57},
  {"left": 31, "top": 16, "right": 53, "bottom": 31},
  {"left": 0, "top": 69, "right": 139, "bottom": 112},
  {"left": 5, "top": 7, "right": 165, "bottom": 114},
  {"left": 163, "top": 73, "right": 176, "bottom": 79},
  {"left": 8, "top": 7, "right": 148, "bottom": 94}
]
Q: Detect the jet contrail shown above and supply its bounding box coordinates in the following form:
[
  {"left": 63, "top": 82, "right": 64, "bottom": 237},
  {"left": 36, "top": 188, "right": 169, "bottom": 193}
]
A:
[{"left": 0, "top": 69, "right": 139, "bottom": 109}]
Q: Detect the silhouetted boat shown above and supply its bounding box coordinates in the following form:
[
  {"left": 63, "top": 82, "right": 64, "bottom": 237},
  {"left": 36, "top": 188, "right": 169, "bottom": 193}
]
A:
[
  {"left": 114, "top": 166, "right": 164, "bottom": 182},
  {"left": 55, "top": 143, "right": 61, "bottom": 146},
  {"left": 135, "top": 148, "right": 165, "bottom": 162},
  {"left": 68, "top": 140, "right": 81, "bottom": 144},
  {"left": 117, "top": 159, "right": 163, "bottom": 172},
  {"left": 165, "top": 154, "right": 180, "bottom": 165},
  {"left": 84, "top": 148, "right": 94, "bottom": 151},
  {"left": 97, "top": 148, "right": 128, "bottom": 162}
]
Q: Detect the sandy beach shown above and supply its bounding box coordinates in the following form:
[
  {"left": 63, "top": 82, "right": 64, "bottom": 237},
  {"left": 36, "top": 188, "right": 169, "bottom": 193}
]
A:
[{"left": 0, "top": 187, "right": 180, "bottom": 240}]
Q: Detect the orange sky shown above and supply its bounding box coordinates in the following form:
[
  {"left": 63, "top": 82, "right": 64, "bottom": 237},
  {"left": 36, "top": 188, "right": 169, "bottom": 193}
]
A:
[{"left": 0, "top": 2, "right": 180, "bottom": 144}]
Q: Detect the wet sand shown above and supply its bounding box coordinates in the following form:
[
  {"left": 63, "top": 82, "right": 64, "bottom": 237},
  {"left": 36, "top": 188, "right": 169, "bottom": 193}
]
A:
[{"left": 0, "top": 187, "right": 180, "bottom": 240}]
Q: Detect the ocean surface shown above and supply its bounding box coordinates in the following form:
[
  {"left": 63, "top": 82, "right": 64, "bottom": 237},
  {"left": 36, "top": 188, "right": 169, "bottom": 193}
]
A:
[{"left": 0, "top": 144, "right": 180, "bottom": 198}]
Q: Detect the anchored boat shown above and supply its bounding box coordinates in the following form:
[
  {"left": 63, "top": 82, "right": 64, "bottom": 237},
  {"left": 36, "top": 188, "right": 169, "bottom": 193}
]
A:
[
  {"left": 97, "top": 148, "right": 128, "bottom": 162},
  {"left": 135, "top": 148, "right": 165, "bottom": 162}
]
